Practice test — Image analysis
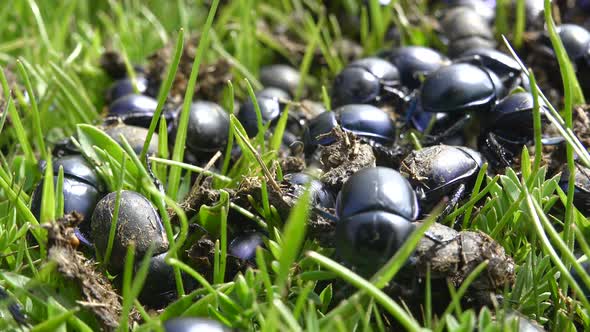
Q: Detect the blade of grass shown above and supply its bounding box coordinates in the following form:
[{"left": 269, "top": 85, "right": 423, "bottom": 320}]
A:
[
  {"left": 102, "top": 155, "right": 126, "bottom": 267},
  {"left": 139, "top": 28, "right": 184, "bottom": 162},
  {"left": 16, "top": 59, "right": 47, "bottom": 161},
  {"left": 40, "top": 153, "right": 55, "bottom": 223},
  {"left": 168, "top": 0, "right": 220, "bottom": 199}
]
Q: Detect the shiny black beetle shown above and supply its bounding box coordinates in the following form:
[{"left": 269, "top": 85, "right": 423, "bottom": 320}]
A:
[
  {"left": 31, "top": 154, "right": 104, "bottom": 246},
  {"left": 400, "top": 145, "right": 483, "bottom": 219},
  {"left": 105, "top": 76, "right": 148, "bottom": 104},
  {"left": 331, "top": 57, "right": 406, "bottom": 108},
  {"left": 559, "top": 163, "right": 590, "bottom": 216},
  {"left": 102, "top": 122, "right": 159, "bottom": 155},
  {"left": 169, "top": 101, "right": 230, "bottom": 162},
  {"left": 478, "top": 92, "right": 548, "bottom": 168},
  {"left": 259, "top": 64, "right": 301, "bottom": 97},
  {"left": 440, "top": 6, "right": 495, "bottom": 57},
  {"left": 163, "top": 318, "right": 230, "bottom": 332},
  {"left": 303, "top": 104, "right": 396, "bottom": 155},
  {"left": 107, "top": 94, "right": 175, "bottom": 130},
  {"left": 237, "top": 88, "right": 288, "bottom": 138},
  {"left": 409, "top": 62, "right": 504, "bottom": 145},
  {"left": 379, "top": 46, "right": 450, "bottom": 90},
  {"left": 335, "top": 167, "right": 418, "bottom": 272},
  {"left": 91, "top": 190, "right": 169, "bottom": 272},
  {"left": 283, "top": 172, "right": 336, "bottom": 209}
]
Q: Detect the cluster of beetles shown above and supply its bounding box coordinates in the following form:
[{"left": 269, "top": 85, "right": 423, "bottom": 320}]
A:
[{"left": 12, "top": 0, "right": 590, "bottom": 330}]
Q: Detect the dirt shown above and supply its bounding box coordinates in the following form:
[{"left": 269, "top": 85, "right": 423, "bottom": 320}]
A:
[
  {"left": 319, "top": 127, "right": 377, "bottom": 192},
  {"left": 145, "top": 35, "right": 233, "bottom": 105},
  {"left": 45, "top": 213, "right": 127, "bottom": 331}
]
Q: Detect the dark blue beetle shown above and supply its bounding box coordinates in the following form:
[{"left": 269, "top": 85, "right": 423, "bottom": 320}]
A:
[
  {"left": 440, "top": 6, "right": 495, "bottom": 57},
  {"left": 163, "top": 318, "right": 230, "bottom": 332},
  {"left": 105, "top": 76, "right": 148, "bottom": 104},
  {"left": 331, "top": 57, "right": 404, "bottom": 108},
  {"left": 458, "top": 48, "right": 529, "bottom": 92},
  {"left": 478, "top": 92, "right": 548, "bottom": 168},
  {"left": 259, "top": 64, "right": 301, "bottom": 97},
  {"left": 303, "top": 104, "right": 396, "bottom": 154},
  {"left": 228, "top": 232, "right": 264, "bottom": 261},
  {"left": 401, "top": 145, "right": 483, "bottom": 217},
  {"left": 284, "top": 172, "right": 336, "bottom": 209},
  {"left": 91, "top": 190, "right": 168, "bottom": 273},
  {"left": 31, "top": 155, "right": 104, "bottom": 246},
  {"left": 379, "top": 46, "right": 450, "bottom": 90},
  {"left": 237, "top": 88, "right": 288, "bottom": 137},
  {"left": 335, "top": 167, "right": 418, "bottom": 272}
]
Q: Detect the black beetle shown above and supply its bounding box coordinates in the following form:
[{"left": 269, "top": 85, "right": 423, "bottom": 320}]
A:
[
  {"left": 107, "top": 94, "right": 166, "bottom": 129},
  {"left": 410, "top": 63, "right": 504, "bottom": 144},
  {"left": 331, "top": 57, "right": 405, "bottom": 108},
  {"left": 170, "top": 101, "right": 230, "bottom": 161},
  {"left": 283, "top": 172, "right": 336, "bottom": 209},
  {"left": 444, "top": 0, "right": 496, "bottom": 23},
  {"left": 91, "top": 190, "right": 169, "bottom": 272},
  {"left": 259, "top": 64, "right": 301, "bottom": 97},
  {"left": 103, "top": 123, "right": 159, "bottom": 155},
  {"left": 379, "top": 46, "right": 450, "bottom": 90},
  {"left": 457, "top": 47, "right": 529, "bottom": 92},
  {"left": 478, "top": 92, "right": 548, "bottom": 168},
  {"left": 163, "top": 317, "right": 230, "bottom": 332},
  {"left": 539, "top": 24, "right": 590, "bottom": 63},
  {"left": 440, "top": 6, "right": 495, "bottom": 57},
  {"left": 237, "top": 88, "right": 287, "bottom": 137},
  {"left": 400, "top": 145, "right": 483, "bottom": 218},
  {"left": 304, "top": 104, "right": 396, "bottom": 155},
  {"left": 335, "top": 167, "right": 418, "bottom": 272},
  {"left": 228, "top": 232, "right": 264, "bottom": 261},
  {"left": 31, "top": 155, "right": 104, "bottom": 245},
  {"left": 137, "top": 251, "right": 196, "bottom": 308},
  {"left": 105, "top": 77, "right": 148, "bottom": 104}
]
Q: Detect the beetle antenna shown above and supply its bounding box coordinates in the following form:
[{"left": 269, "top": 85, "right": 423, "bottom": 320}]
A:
[{"left": 312, "top": 207, "right": 338, "bottom": 223}]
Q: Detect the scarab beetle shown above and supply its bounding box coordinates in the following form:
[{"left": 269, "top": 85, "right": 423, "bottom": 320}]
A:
[
  {"left": 137, "top": 251, "right": 195, "bottom": 308},
  {"left": 163, "top": 318, "right": 230, "bottom": 332},
  {"left": 539, "top": 24, "right": 590, "bottom": 63},
  {"left": 228, "top": 232, "right": 264, "bottom": 261},
  {"left": 259, "top": 64, "right": 301, "bottom": 97},
  {"left": 107, "top": 94, "right": 165, "bottom": 129},
  {"left": 237, "top": 88, "right": 287, "bottom": 137},
  {"left": 283, "top": 172, "right": 336, "bottom": 208},
  {"left": 335, "top": 167, "right": 418, "bottom": 272},
  {"left": 379, "top": 46, "right": 450, "bottom": 90},
  {"left": 103, "top": 122, "right": 159, "bottom": 155},
  {"left": 478, "top": 92, "right": 548, "bottom": 168},
  {"left": 303, "top": 104, "right": 396, "bottom": 155},
  {"left": 400, "top": 145, "right": 483, "bottom": 218},
  {"left": 105, "top": 76, "right": 148, "bottom": 104},
  {"left": 31, "top": 155, "right": 104, "bottom": 245},
  {"left": 170, "top": 101, "right": 230, "bottom": 161},
  {"left": 440, "top": 6, "right": 495, "bottom": 57},
  {"left": 457, "top": 48, "right": 529, "bottom": 92},
  {"left": 410, "top": 62, "right": 504, "bottom": 144},
  {"left": 444, "top": 0, "right": 496, "bottom": 23},
  {"left": 91, "top": 190, "right": 168, "bottom": 272},
  {"left": 331, "top": 57, "right": 405, "bottom": 108}
]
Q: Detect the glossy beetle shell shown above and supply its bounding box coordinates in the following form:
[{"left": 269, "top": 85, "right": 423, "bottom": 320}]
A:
[
  {"left": 183, "top": 101, "right": 230, "bottom": 156},
  {"left": 138, "top": 252, "right": 195, "bottom": 308},
  {"left": 228, "top": 232, "right": 264, "bottom": 261},
  {"left": 559, "top": 164, "right": 590, "bottom": 216},
  {"left": 400, "top": 145, "right": 481, "bottom": 206},
  {"left": 163, "top": 318, "right": 230, "bottom": 332},
  {"left": 541, "top": 24, "right": 590, "bottom": 61},
  {"left": 381, "top": 46, "right": 449, "bottom": 90},
  {"left": 284, "top": 172, "right": 336, "bottom": 208},
  {"left": 336, "top": 167, "right": 419, "bottom": 221},
  {"left": 335, "top": 210, "right": 416, "bottom": 270},
  {"left": 50, "top": 155, "right": 102, "bottom": 187},
  {"left": 331, "top": 57, "right": 400, "bottom": 108},
  {"left": 105, "top": 77, "right": 148, "bottom": 104},
  {"left": 103, "top": 123, "right": 159, "bottom": 155},
  {"left": 485, "top": 92, "right": 546, "bottom": 140},
  {"left": 237, "top": 89, "right": 284, "bottom": 137},
  {"left": 259, "top": 64, "right": 301, "bottom": 97},
  {"left": 108, "top": 94, "right": 158, "bottom": 128},
  {"left": 419, "top": 63, "right": 498, "bottom": 113},
  {"left": 304, "top": 104, "right": 396, "bottom": 152},
  {"left": 91, "top": 190, "right": 168, "bottom": 272},
  {"left": 441, "top": 6, "right": 495, "bottom": 56},
  {"left": 31, "top": 176, "right": 101, "bottom": 240}
]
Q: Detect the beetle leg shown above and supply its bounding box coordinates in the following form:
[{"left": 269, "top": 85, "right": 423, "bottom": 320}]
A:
[
  {"left": 438, "top": 183, "right": 466, "bottom": 223},
  {"left": 312, "top": 207, "right": 338, "bottom": 223},
  {"left": 145, "top": 153, "right": 166, "bottom": 194},
  {"left": 0, "top": 287, "right": 28, "bottom": 327},
  {"left": 484, "top": 132, "right": 513, "bottom": 168},
  {"left": 422, "top": 114, "right": 471, "bottom": 146}
]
